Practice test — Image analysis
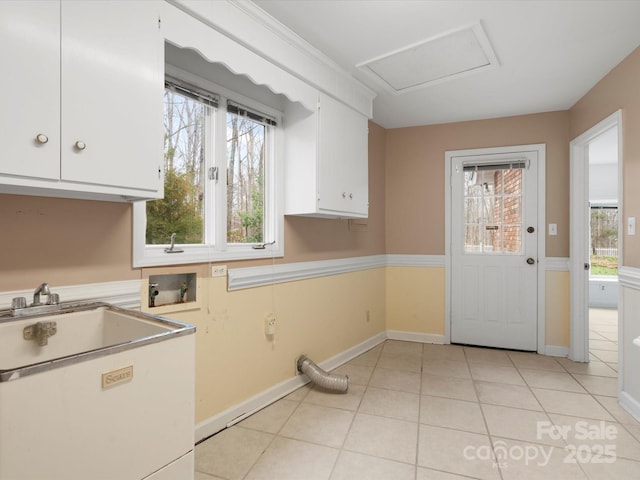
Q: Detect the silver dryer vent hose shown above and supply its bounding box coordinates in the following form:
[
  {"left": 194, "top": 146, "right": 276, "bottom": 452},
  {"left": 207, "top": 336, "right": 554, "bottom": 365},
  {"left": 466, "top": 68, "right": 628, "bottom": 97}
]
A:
[{"left": 296, "top": 354, "right": 349, "bottom": 393}]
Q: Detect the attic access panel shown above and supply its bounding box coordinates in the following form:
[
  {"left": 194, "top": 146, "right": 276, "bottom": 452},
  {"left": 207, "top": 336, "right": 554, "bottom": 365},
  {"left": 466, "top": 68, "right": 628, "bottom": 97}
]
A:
[{"left": 357, "top": 23, "right": 499, "bottom": 95}]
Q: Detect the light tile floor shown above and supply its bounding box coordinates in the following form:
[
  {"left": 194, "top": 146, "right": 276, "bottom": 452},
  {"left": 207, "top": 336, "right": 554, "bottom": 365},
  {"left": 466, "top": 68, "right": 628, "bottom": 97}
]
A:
[
  {"left": 195, "top": 334, "right": 640, "bottom": 479},
  {"left": 589, "top": 308, "right": 618, "bottom": 372}
]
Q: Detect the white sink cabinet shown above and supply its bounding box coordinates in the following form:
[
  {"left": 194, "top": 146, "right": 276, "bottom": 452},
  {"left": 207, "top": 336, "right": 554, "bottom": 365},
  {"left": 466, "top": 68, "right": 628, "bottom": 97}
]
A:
[
  {"left": 0, "top": 0, "right": 164, "bottom": 201},
  {"left": 0, "top": 303, "right": 196, "bottom": 480},
  {"left": 285, "top": 92, "right": 369, "bottom": 218}
]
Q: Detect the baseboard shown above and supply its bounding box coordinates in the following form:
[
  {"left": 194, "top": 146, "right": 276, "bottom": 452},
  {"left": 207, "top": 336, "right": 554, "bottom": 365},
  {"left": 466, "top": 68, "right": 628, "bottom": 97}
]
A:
[
  {"left": 317, "top": 331, "right": 387, "bottom": 372},
  {"left": 543, "top": 345, "right": 569, "bottom": 357},
  {"left": 193, "top": 331, "right": 571, "bottom": 443},
  {"left": 386, "top": 330, "right": 445, "bottom": 344},
  {"left": 619, "top": 391, "right": 640, "bottom": 423},
  {"left": 194, "top": 370, "right": 308, "bottom": 444},
  {"left": 194, "top": 331, "right": 386, "bottom": 443}
]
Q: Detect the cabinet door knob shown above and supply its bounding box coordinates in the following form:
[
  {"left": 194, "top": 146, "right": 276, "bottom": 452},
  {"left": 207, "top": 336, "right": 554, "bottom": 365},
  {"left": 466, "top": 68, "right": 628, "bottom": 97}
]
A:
[
  {"left": 74, "top": 141, "right": 86, "bottom": 151},
  {"left": 349, "top": 193, "right": 353, "bottom": 199},
  {"left": 342, "top": 192, "right": 346, "bottom": 198},
  {"left": 35, "top": 133, "right": 49, "bottom": 144}
]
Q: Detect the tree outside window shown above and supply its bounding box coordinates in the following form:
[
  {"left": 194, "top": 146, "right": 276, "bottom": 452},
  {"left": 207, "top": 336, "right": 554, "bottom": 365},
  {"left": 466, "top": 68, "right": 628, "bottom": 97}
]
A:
[
  {"left": 146, "top": 89, "right": 206, "bottom": 245},
  {"left": 590, "top": 206, "right": 618, "bottom": 276},
  {"left": 226, "top": 112, "right": 265, "bottom": 244},
  {"left": 146, "top": 88, "right": 268, "bottom": 248}
]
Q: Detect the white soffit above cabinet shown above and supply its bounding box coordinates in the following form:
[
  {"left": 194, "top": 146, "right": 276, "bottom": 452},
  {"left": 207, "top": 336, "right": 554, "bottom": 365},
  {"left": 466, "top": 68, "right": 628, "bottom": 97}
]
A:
[{"left": 357, "top": 23, "right": 498, "bottom": 95}]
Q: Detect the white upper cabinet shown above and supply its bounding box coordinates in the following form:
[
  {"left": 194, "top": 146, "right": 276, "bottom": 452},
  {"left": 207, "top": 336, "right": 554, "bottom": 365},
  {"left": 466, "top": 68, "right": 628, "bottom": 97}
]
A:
[
  {"left": 0, "top": 1, "right": 61, "bottom": 181},
  {"left": 285, "top": 93, "right": 369, "bottom": 219},
  {"left": 0, "top": 0, "right": 164, "bottom": 201}
]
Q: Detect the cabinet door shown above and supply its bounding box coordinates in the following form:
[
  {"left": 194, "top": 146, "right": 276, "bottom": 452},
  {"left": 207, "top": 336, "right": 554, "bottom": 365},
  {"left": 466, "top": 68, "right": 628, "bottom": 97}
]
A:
[
  {"left": 317, "top": 94, "right": 368, "bottom": 217},
  {"left": 61, "top": 0, "right": 163, "bottom": 193},
  {"left": 0, "top": 1, "right": 60, "bottom": 180}
]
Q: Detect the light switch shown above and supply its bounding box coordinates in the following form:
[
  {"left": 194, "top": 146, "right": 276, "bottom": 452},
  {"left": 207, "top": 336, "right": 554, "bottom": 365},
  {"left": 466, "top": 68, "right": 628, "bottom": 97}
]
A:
[
  {"left": 548, "top": 224, "right": 557, "bottom": 236},
  {"left": 628, "top": 217, "right": 636, "bottom": 236}
]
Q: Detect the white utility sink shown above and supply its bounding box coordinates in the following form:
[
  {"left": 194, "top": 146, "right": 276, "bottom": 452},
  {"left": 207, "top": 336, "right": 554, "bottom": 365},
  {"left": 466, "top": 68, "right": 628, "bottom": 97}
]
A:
[{"left": 0, "top": 302, "right": 196, "bottom": 480}]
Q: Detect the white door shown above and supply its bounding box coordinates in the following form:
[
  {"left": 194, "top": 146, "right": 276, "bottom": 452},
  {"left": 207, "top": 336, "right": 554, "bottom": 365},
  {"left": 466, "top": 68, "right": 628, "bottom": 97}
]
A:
[{"left": 451, "top": 149, "right": 539, "bottom": 351}]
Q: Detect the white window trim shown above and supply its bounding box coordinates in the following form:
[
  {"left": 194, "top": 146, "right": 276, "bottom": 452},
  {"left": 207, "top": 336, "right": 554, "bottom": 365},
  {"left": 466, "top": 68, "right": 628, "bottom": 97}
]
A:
[{"left": 132, "top": 68, "right": 284, "bottom": 268}]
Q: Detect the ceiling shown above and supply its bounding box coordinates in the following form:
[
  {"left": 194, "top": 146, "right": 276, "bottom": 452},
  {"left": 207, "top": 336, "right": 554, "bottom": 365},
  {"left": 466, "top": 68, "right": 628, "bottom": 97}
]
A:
[{"left": 252, "top": 0, "right": 640, "bottom": 128}]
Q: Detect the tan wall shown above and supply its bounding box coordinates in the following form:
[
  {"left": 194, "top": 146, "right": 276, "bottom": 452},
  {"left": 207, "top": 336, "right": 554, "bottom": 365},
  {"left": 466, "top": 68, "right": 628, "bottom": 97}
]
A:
[
  {"left": 386, "top": 266, "right": 445, "bottom": 335},
  {"left": 545, "top": 271, "right": 571, "bottom": 347},
  {"left": 385, "top": 111, "right": 571, "bottom": 257},
  {"left": 0, "top": 196, "right": 139, "bottom": 290},
  {"left": 570, "top": 46, "right": 640, "bottom": 267}
]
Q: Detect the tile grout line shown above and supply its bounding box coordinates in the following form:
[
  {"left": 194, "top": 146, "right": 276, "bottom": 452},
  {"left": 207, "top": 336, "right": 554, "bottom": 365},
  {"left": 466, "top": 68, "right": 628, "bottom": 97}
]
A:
[
  {"left": 328, "top": 343, "right": 383, "bottom": 479},
  {"left": 464, "top": 346, "right": 507, "bottom": 480}
]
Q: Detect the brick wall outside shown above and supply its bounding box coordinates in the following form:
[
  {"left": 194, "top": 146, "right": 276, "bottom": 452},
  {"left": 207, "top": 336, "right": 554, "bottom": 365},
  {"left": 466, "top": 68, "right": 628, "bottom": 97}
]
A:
[{"left": 492, "top": 169, "right": 522, "bottom": 253}]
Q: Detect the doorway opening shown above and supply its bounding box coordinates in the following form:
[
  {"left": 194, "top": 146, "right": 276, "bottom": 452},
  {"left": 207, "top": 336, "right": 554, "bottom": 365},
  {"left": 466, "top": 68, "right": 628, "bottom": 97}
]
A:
[
  {"left": 569, "top": 110, "right": 622, "bottom": 363},
  {"left": 588, "top": 126, "right": 620, "bottom": 372}
]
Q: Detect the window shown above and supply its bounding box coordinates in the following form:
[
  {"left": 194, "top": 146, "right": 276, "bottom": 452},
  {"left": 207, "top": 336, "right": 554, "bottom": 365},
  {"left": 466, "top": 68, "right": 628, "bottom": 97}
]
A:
[
  {"left": 133, "top": 74, "right": 283, "bottom": 267},
  {"left": 463, "top": 163, "right": 524, "bottom": 254},
  {"left": 590, "top": 205, "right": 618, "bottom": 276}
]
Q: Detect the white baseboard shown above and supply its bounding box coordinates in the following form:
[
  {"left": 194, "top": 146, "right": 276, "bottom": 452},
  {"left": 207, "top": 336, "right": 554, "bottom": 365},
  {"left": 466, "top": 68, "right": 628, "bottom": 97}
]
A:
[
  {"left": 194, "top": 331, "right": 386, "bottom": 443},
  {"left": 543, "top": 345, "right": 569, "bottom": 357},
  {"left": 619, "top": 391, "right": 640, "bottom": 423},
  {"left": 194, "top": 371, "right": 308, "bottom": 444},
  {"left": 194, "top": 331, "right": 575, "bottom": 443},
  {"left": 386, "top": 330, "right": 445, "bottom": 345}
]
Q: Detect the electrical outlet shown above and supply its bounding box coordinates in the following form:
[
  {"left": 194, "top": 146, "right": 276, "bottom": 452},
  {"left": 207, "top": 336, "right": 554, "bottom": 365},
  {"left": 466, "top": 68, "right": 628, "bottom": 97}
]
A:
[
  {"left": 265, "top": 314, "right": 276, "bottom": 336},
  {"left": 212, "top": 265, "right": 227, "bottom": 277},
  {"left": 628, "top": 217, "right": 636, "bottom": 236}
]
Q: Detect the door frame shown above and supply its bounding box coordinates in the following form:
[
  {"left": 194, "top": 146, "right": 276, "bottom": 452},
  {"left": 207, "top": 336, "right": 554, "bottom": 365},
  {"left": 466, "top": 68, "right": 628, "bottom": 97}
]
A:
[
  {"left": 445, "top": 144, "right": 547, "bottom": 353},
  {"left": 569, "top": 110, "right": 622, "bottom": 362}
]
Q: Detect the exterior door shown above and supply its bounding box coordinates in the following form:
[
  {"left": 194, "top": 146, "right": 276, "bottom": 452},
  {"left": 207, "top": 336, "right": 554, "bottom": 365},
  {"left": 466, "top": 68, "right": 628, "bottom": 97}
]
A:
[{"left": 451, "top": 149, "right": 539, "bottom": 351}]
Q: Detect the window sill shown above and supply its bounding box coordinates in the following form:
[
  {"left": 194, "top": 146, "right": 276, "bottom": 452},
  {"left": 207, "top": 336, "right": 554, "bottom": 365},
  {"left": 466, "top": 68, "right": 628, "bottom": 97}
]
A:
[{"left": 133, "top": 244, "right": 284, "bottom": 268}]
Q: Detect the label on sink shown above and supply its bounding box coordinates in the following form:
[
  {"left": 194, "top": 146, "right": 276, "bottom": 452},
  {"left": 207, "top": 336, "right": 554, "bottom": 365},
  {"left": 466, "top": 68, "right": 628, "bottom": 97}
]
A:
[{"left": 102, "top": 365, "right": 133, "bottom": 389}]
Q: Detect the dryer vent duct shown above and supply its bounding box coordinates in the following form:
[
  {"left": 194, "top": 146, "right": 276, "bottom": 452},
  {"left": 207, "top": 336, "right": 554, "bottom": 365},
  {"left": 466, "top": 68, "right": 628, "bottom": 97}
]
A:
[{"left": 296, "top": 354, "right": 348, "bottom": 393}]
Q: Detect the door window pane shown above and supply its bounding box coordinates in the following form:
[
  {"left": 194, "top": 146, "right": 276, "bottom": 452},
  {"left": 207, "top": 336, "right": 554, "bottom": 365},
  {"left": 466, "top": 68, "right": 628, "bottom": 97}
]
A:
[{"left": 463, "top": 166, "right": 523, "bottom": 254}]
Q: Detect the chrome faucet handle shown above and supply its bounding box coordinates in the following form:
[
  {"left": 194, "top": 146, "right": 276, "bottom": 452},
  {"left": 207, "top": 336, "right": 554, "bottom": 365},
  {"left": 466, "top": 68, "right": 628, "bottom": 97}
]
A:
[
  {"left": 33, "top": 282, "right": 51, "bottom": 305},
  {"left": 11, "top": 297, "right": 27, "bottom": 310}
]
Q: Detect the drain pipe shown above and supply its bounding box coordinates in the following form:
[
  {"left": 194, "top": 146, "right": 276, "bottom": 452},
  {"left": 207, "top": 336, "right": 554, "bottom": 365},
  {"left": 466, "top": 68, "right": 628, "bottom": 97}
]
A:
[{"left": 296, "top": 354, "right": 348, "bottom": 393}]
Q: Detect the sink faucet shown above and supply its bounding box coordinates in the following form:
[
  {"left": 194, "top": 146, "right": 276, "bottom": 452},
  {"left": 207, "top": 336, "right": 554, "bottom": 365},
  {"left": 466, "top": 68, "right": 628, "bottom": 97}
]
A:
[
  {"left": 9, "top": 283, "right": 60, "bottom": 317},
  {"left": 33, "top": 283, "right": 51, "bottom": 306}
]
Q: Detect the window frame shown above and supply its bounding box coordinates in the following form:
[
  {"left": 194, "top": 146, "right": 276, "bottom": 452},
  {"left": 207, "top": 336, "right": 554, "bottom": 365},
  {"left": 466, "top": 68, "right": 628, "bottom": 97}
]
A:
[{"left": 133, "top": 67, "right": 284, "bottom": 268}]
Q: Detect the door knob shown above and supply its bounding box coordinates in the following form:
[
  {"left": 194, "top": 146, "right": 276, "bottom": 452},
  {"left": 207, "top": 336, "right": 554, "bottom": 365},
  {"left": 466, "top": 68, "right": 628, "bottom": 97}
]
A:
[
  {"left": 527, "top": 226, "right": 535, "bottom": 233},
  {"left": 526, "top": 258, "right": 536, "bottom": 265}
]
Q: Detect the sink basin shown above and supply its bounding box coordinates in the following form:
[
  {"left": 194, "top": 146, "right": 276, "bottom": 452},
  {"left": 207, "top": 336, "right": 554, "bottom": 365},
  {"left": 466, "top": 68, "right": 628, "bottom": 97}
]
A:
[
  {"left": 0, "top": 302, "right": 194, "bottom": 382},
  {"left": 0, "top": 301, "right": 196, "bottom": 479}
]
